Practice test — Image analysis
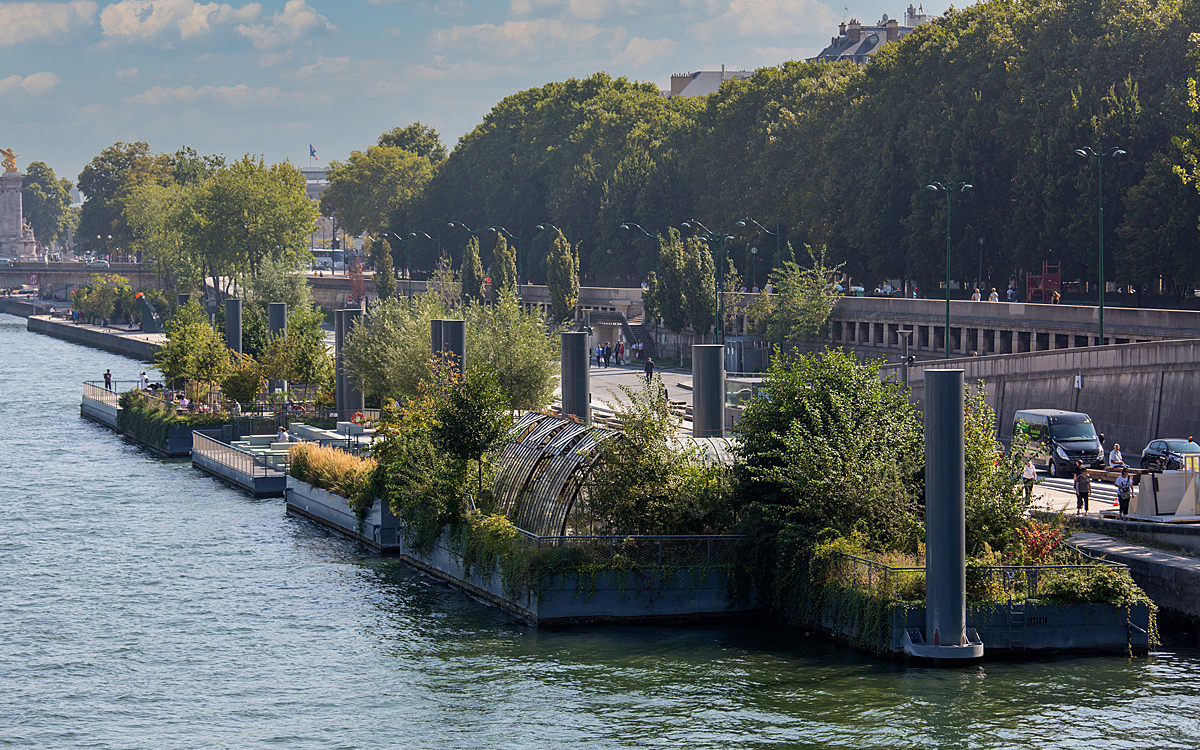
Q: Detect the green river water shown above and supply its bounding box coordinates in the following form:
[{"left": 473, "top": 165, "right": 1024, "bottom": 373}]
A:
[{"left": 2, "top": 313, "right": 1199, "bottom": 749}]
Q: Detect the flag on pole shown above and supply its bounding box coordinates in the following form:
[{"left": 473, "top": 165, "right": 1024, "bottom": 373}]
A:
[{"left": 309, "top": 144, "right": 318, "bottom": 160}]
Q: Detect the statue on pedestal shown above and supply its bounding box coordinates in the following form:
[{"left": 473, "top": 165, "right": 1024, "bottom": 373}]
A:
[{"left": 0, "top": 148, "right": 17, "bottom": 174}]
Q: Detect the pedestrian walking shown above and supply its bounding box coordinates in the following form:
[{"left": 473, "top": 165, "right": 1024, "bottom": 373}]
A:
[
  {"left": 1073, "top": 461, "right": 1091, "bottom": 515},
  {"left": 644, "top": 357, "right": 654, "bottom": 382},
  {"left": 1115, "top": 468, "right": 1134, "bottom": 517},
  {"left": 602, "top": 343, "right": 611, "bottom": 368},
  {"left": 988, "top": 288, "right": 999, "bottom": 302},
  {"left": 103, "top": 369, "right": 112, "bottom": 390},
  {"left": 1022, "top": 459, "right": 1037, "bottom": 499},
  {"left": 617, "top": 342, "right": 624, "bottom": 365},
  {"left": 971, "top": 288, "right": 981, "bottom": 301}
]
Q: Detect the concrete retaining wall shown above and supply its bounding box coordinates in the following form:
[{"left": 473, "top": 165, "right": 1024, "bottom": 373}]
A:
[
  {"left": 80, "top": 394, "right": 119, "bottom": 429},
  {"left": 27, "top": 315, "right": 163, "bottom": 361}
]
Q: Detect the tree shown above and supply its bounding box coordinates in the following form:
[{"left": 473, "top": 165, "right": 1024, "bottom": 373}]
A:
[
  {"left": 459, "top": 236, "right": 485, "bottom": 304},
  {"left": 320, "top": 145, "right": 434, "bottom": 236},
  {"left": 343, "top": 293, "right": 449, "bottom": 404},
  {"left": 77, "top": 141, "right": 168, "bottom": 255},
  {"left": 123, "top": 181, "right": 200, "bottom": 292},
  {"left": 464, "top": 289, "right": 560, "bottom": 411},
  {"left": 586, "top": 374, "right": 730, "bottom": 534},
  {"left": 221, "top": 355, "right": 265, "bottom": 405},
  {"left": 964, "top": 385, "right": 1032, "bottom": 555},
  {"left": 371, "top": 237, "right": 397, "bottom": 300},
  {"left": 432, "top": 365, "right": 511, "bottom": 494},
  {"left": 21, "top": 161, "right": 72, "bottom": 248},
  {"left": 732, "top": 348, "right": 924, "bottom": 551},
  {"left": 655, "top": 230, "right": 689, "bottom": 334},
  {"left": 73, "top": 273, "right": 135, "bottom": 324},
  {"left": 753, "top": 245, "right": 842, "bottom": 345},
  {"left": 190, "top": 155, "right": 317, "bottom": 299},
  {"left": 546, "top": 232, "right": 579, "bottom": 324},
  {"left": 250, "top": 255, "right": 316, "bottom": 309},
  {"left": 491, "top": 232, "right": 518, "bottom": 297},
  {"left": 378, "top": 122, "right": 448, "bottom": 164},
  {"left": 681, "top": 236, "right": 715, "bottom": 341},
  {"left": 156, "top": 300, "right": 230, "bottom": 388}
]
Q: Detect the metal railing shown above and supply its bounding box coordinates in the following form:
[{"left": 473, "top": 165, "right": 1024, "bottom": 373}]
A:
[
  {"left": 829, "top": 549, "right": 1130, "bottom": 602},
  {"left": 82, "top": 380, "right": 137, "bottom": 407},
  {"left": 515, "top": 531, "right": 744, "bottom": 568},
  {"left": 191, "top": 431, "right": 287, "bottom": 478}
]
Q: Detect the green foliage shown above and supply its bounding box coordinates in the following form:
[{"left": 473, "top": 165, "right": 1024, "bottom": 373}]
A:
[
  {"left": 221, "top": 355, "right": 265, "bottom": 405},
  {"left": 654, "top": 230, "right": 689, "bottom": 334},
  {"left": 546, "top": 232, "right": 579, "bottom": 324},
  {"left": 259, "top": 308, "right": 334, "bottom": 397},
  {"left": 21, "top": 161, "right": 73, "bottom": 247},
  {"left": 964, "top": 385, "right": 1033, "bottom": 554},
  {"left": 464, "top": 289, "right": 560, "bottom": 411},
  {"left": 370, "top": 238, "right": 397, "bottom": 300},
  {"left": 681, "top": 236, "right": 716, "bottom": 340},
  {"left": 587, "top": 374, "right": 732, "bottom": 534},
  {"left": 459, "top": 236, "right": 485, "bottom": 304},
  {"left": 77, "top": 141, "right": 167, "bottom": 255},
  {"left": 490, "top": 233, "right": 518, "bottom": 297},
  {"left": 751, "top": 245, "right": 842, "bottom": 344},
  {"left": 344, "top": 292, "right": 449, "bottom": 404},
  {"left": 1039, "top": 566, "right": 1153, "bottom": 606},
  {"left": 250, "top": 256, "right": 315, "bottom": 310},
  {"left": 320, "top": 145, "right": 434, "bottom": 236},
  {"left": 72, "top": 274, "right": 135, "bottom": 323},
  {"left": 156, "top": 300, "right": 231, "bottom": 387},
  {"left": 430, "top": 364, "right": 512, "bottom": 495},
  {"left": 377, "top": 121, "right": 448, "bottom": 164},
  {"left": 734, "top": 349, "right": 924, "bottom": 551},
  {"left": 117, "top": 390, "right": 225, "bottom": 449}
]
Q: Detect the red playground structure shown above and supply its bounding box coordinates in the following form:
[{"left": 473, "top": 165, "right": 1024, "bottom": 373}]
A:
[{"left": 1026, "top": 261, "right": 1061, "bottom": 302}]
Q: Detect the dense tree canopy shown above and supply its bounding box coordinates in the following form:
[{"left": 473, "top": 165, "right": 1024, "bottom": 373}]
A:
[
  {"left": 21, "top": 161, "right": 73, "bottom": 248},
  {"left": 364, "top": 0, "right": 1200, "bottom": 297}
]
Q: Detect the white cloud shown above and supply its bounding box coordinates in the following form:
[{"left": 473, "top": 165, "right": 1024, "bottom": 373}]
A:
[
  {"left": 0, "top": 1, "right": 97, "bottom": 47},
  {"left": 123, "top": 82, "right": 295, "bottom": 107},
  {"left": 235, "top": 0, "right": 334, "bottom": 49},
  {"left": 621, "top": 36, "right": 676, "bottom": 65},
  {"left": 432, "top": 19, "right": 619, "bottom": 55},
  {"left": 99, "top": 0, "right": 262, "bottom": 44},
  {"left": 691, "top": 0, "right": 838, "bottom": 40},
  {"left": 509, "top": 0, "right": 651, "bottom": 19},
  {"left": 0, "top": 72, "right": 63, "bottom": 95},
  {"left": 257, "top": 50, "right": 293, "bottom": 66},
  {"left": 115, "top": 66, "right": 141, "bottom": 79}
]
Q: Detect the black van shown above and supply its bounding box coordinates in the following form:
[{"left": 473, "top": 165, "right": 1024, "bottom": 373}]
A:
[{"left": 1013, "top": 409, "right": 1104, "bottom": 477}]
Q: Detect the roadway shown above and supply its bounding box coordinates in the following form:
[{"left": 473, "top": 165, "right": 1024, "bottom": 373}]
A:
[{"left": 1032, "top": 471, "right": 1122, "bottom": 516}]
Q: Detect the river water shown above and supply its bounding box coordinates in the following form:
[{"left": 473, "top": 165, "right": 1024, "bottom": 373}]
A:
[{"left": 3, "top": 312, "right": 1200, "bottom": 749}]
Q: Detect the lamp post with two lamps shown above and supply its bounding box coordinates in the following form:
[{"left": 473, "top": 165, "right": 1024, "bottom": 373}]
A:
[{"left": 925, "top": 181, "right": 973, "bottom": 360}]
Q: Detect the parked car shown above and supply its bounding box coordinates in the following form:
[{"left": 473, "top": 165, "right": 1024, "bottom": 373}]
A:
[
  {"left": 85, "top": 259, "right": 110, "bottom": 268},
  {"left": 0, "top": 258, "right": 14, "bottom": 267},
  {"left": 1012, "top": 408, "right": 1105, "bottom": 477},
  {"left": 1139, "top": 439, "right": 1200, "bottom": 471}
]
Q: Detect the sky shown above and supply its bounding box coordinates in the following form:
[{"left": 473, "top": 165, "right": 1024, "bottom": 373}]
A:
[{"left": 1, "top": 0, "right": 949, "bottom": 184}]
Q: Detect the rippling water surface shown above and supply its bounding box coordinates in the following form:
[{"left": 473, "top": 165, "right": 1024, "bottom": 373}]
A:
[{"left": 3, "top": 312, "right": 1200, "bottom": 749}]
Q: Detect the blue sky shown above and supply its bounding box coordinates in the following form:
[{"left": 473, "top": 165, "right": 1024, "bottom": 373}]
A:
[{"left": 1, "top": 0, "right": 948, "bottom": 183}]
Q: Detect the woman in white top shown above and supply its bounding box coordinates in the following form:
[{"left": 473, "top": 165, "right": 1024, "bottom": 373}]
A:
[
  {"left": 1114, "top": 467, "right": 1134, "bottom": 517},
  {"left": 988, "top": 288, "right": 1000, "bottom": 302},
  {"left": 1022, "top": 459, "right": 1037, "bottom": 498},
  {"left": 971, "top": 288, "right": 982, "bottom": 301}
]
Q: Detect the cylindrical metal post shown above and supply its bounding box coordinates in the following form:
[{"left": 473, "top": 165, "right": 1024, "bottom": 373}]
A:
[
  {"left": 334, "top": 309, "right": 346, "bottom": 413},
  {"left": 561, "top": 331, "right": 590, "bottom": 423},
  {"left": 268, "top": 302, "right": 288, "bottom": 336},
  {"left": 430, "top": 318, "right": 444, "bottom": 360},
  {"left": 441, "top": 319, "right": 466, "bottom": 374},
  {"left": 925, "top": 368, "right": 966, "bottom": 648},
  {"left": 224, "top": 298, "right": 242, "bottom": 355},
  {"left": 692, "top": 343, "right": 725, "bottom": 438},
  {"left": 340, "top": 308, "right": 364, "bottom": 417},
  {"left": 268, "top": 302, "right": 289, "bottom": 394}
]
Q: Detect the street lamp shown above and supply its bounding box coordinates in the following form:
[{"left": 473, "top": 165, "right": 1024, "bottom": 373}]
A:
[
  {"left": 621, "top": 222, "right": 659, "bottom": 348},
  {"left": 751, "top": 246, "right": 759, "bottom": 289},
  {"left": 736, "top": 217, "right": 781, "bottom": 273},
  {"left": 925, "top": 181, "right": 973, "bottom": 359},
  {"left": 1075, "top": 146, "right": 1126, "bottom": 345},
  {"left": 681, "top": 219, "right": 734, "bottom": 344}
]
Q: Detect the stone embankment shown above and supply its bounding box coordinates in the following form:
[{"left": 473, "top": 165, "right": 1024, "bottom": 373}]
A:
[{"left": 27, "top": 315, "right": 164, "bottom": 361}]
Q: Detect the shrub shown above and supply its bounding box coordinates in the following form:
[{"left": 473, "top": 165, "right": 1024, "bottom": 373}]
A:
[{"left": 288, "top": 442, "right": 377, "bottom": 515}]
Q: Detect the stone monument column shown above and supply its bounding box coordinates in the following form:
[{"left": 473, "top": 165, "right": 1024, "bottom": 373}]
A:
[{"left": 0, "top": 153, "right": 38, "bottom": 259}]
